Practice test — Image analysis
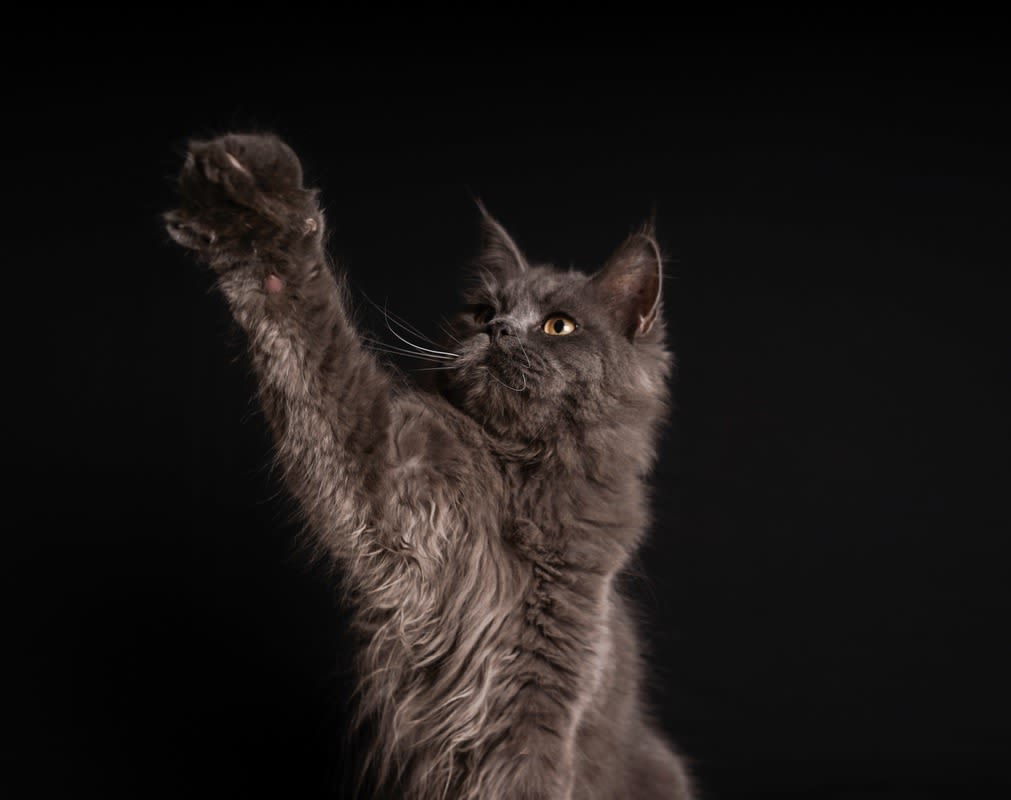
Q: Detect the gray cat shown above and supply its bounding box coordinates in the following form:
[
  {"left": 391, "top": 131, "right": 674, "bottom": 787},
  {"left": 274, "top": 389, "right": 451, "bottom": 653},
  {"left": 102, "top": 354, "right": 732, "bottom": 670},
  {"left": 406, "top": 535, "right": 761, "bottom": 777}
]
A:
[{"left": 165, "top": 133, "right": 694, "bottom": 799}]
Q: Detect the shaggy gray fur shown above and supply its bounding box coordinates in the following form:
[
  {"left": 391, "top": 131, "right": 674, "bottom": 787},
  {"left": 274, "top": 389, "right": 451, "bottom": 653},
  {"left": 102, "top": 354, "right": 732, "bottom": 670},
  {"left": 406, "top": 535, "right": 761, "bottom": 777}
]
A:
[{"left": 165, "top": 133, "right": 694, "bottom": 799}]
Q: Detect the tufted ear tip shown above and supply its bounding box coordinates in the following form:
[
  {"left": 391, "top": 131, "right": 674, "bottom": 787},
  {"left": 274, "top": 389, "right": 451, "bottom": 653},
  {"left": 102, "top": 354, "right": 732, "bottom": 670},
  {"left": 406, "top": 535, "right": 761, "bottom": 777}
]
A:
[
  {"left": 593, "top": 226, "right": 664, "bottom": 339},
  {"left": 474, "top": 199, "right": 529, "bottom": 280}
]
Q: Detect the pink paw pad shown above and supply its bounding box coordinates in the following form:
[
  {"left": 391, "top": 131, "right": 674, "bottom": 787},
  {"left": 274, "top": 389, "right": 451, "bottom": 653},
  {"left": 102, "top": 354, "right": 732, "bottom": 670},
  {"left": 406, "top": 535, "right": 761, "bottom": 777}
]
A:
[{"left": 264, "top": 274, "right": 285, "bottom": 295}]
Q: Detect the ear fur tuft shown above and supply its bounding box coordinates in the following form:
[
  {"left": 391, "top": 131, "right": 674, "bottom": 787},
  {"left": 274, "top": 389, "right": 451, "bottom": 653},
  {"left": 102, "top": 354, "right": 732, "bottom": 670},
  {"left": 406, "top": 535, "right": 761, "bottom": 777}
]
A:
[
  {"left": 474, "top": 198, "right": 529, "bottom": 280},
  {"left": 592, "top": 223, "right": 664, "bottom": 339}
]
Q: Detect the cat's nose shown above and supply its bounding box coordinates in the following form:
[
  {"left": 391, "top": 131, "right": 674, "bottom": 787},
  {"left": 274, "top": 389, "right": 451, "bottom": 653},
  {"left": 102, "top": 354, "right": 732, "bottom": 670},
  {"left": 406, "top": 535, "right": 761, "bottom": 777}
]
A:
[{"left": 487, "top": 320, "right": 515, "bottom": 342}]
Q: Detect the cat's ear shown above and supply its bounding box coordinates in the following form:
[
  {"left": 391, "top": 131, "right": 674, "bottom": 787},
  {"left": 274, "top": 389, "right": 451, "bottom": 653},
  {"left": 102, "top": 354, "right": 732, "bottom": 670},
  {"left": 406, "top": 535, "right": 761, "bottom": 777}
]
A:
[
  {"left": 592, "top": 223, "right": 664, "bottom": 339},
  {"left": 476, "top": 200, "right": 529, "bottom": 280}
]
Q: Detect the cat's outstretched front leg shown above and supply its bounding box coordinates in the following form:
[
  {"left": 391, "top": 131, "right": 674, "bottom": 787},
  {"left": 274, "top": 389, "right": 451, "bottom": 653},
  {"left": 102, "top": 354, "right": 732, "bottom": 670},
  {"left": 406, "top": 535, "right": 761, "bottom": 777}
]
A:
[{"left": 166, "top": 133, "right": 391, "bottom": 556}]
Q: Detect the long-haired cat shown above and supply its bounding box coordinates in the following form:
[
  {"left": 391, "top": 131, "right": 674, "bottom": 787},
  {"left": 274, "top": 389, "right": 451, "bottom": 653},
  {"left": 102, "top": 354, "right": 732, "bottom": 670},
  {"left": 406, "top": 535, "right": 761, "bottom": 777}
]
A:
[{"left": 165, "top": 133, "right": 694, "bottom": 799}]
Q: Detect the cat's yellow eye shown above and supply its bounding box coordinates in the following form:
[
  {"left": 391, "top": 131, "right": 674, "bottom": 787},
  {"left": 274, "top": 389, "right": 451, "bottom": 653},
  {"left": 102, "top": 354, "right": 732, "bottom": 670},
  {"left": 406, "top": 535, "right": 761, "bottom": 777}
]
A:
[{"left": 542, "top": 315, "right": 577, "bottom": 336}]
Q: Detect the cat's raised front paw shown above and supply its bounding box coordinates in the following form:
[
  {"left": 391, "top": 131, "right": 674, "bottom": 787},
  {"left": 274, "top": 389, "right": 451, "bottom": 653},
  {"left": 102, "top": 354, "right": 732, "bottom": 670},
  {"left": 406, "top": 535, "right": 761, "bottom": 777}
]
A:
[
  {"left": 178, "top": 133, "right": 305, "bottom": 207},
  {"left": 164, "top": 133, "right": 322, "bottom": 273}
]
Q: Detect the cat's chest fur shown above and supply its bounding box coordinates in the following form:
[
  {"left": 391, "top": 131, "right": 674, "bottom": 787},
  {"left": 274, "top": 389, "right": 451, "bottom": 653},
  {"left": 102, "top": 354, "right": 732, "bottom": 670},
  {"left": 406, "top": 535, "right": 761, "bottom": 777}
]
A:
[
  {"left": 356, "top": 396, "right": 639, "bottom": 793},
  {"left": 384, "top": 393, "right": 638, "bottom": 586}
]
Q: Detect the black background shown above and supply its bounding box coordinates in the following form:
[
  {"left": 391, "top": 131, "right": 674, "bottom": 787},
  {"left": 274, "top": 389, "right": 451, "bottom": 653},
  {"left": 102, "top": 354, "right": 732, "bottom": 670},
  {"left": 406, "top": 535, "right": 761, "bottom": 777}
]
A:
[{"left": 9, "top": 16, "right": 1009, "bottom": 799}]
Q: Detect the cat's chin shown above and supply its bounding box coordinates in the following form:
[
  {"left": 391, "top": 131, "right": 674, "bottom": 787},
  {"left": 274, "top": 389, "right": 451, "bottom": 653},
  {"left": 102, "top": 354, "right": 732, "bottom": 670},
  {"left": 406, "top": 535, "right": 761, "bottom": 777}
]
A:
[
  {"left": 441, "top": 363, "right": 532, "bottom": 431},
  {"left": 481, "top": 359, "right": 529, "bottom": 394},
  {"left": 444, "top": 347, "right": 530, "bottom": 395},
  {"left": 445, "top": 365, "right": 527, "bottom": 405}
]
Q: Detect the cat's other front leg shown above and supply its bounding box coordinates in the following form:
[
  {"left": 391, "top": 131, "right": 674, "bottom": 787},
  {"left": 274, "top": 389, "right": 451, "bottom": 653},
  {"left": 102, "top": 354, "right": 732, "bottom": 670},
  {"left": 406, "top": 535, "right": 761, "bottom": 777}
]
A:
[{"left": 165, "top": 133, "right": 391, "bottom": 559}]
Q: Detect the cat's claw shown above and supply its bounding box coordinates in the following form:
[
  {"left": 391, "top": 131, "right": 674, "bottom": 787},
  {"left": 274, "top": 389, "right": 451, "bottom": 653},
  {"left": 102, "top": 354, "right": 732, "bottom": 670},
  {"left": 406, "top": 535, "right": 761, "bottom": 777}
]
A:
[
  {"left": 164, "top": 209, "right": 215, "bottom": 250},
  {"left": 224, "top": 151, "right": 251, "bottom": 177},
  {"left": 184, "top": 133, "right": 304, "bottom": 195}
]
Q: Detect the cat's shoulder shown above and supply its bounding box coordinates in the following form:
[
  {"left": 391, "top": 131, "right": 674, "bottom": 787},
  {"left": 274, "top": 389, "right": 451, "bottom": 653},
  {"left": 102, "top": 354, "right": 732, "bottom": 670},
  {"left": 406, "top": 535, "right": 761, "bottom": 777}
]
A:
[{"left": 390, "top": 391, "right": 494, "bottom": 473}]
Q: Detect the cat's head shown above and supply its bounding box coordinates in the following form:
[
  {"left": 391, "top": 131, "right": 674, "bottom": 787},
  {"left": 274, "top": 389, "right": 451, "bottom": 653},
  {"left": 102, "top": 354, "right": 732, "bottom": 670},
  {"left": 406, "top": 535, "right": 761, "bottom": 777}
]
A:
[{"left": 438, "top": 208, "right": 673, "bottom": 469}]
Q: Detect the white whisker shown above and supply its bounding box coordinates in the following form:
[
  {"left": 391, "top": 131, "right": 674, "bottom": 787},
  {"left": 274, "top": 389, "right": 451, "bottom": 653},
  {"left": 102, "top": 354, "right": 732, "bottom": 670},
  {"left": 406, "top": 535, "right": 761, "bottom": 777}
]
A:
[
  {"left": 363, "top": 339, "right": 456, "bottom": 362},
  {"left": 360, "top": 291, "right": 458, "bottom": 355},
  {"left": 438, "top": 318, "right": 463, "bottom": 346},
  {"left": 514, "top": 337, "right": 533, "bottom": 369},
  {"left": 414, "top": 364, "right": 463, "bottom": 372},
  {"left": 484, "top": 366, "right": 527, "bottom": 392},
  {"left": 380, "top": 303, "right": 448, "bottom": 349},
  {"left": 385, "top": 323, "right": 459, "bottom": 359}
]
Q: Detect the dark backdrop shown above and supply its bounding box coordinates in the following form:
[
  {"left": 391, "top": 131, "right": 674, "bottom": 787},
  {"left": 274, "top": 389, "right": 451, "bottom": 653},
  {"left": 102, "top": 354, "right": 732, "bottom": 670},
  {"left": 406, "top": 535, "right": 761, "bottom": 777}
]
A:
[{"left": 9, "top": 18, "right": 1009, "bottom": 799}]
